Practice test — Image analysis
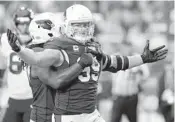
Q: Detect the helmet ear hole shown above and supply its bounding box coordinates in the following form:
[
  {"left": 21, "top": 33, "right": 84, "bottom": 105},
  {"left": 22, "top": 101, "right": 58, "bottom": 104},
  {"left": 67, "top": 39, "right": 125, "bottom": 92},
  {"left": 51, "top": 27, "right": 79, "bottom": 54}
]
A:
[{"left": 48, "top": 33, "right": 53, "bottom": 37}]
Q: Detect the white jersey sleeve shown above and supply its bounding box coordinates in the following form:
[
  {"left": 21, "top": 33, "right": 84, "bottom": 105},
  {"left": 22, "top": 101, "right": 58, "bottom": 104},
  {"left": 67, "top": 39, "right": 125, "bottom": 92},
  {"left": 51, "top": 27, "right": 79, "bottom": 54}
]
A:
[{"left": 1, "top": 33, "right": 33, "bottom": 100}]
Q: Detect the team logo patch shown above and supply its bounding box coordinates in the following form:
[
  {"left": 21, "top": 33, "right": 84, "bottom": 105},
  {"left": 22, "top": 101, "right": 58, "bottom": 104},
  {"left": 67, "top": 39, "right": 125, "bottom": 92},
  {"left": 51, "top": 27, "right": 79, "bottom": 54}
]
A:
[{"left": 73, "top": 45, "right": 79, "bottom": 52}]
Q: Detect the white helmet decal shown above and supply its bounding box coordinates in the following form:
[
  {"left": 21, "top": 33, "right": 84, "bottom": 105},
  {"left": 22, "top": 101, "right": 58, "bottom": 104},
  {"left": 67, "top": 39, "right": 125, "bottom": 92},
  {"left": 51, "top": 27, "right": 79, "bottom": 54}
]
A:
[{"left": 29, "top": 12, "right": 61, "bottom": 45}]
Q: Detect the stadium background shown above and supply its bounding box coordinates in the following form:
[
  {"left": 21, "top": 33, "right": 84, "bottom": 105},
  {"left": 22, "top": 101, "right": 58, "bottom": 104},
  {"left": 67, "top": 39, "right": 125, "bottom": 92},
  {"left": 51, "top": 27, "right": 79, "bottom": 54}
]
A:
[{"left": 0, "top": 1, "right": 174, "bottom": 122}]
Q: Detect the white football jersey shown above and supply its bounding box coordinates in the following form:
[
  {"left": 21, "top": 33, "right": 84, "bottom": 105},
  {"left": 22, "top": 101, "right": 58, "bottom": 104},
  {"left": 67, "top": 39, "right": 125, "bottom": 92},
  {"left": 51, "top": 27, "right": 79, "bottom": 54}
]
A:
[{"left": 0, "top": 33, "right": 33, "bottom": 100}]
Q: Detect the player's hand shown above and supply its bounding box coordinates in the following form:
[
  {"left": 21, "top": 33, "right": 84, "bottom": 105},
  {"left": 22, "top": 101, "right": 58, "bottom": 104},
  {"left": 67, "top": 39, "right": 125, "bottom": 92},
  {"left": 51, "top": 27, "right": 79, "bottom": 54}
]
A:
[
  {"left": 141, "top": 40, "right": 168, "bottom": 63},
  {"left": 78, "top": 53, "right": 93, "bottom": 68},
  {"left": 7, "top": 29, "right": 21, "bottom": 52},
  {"left": 86, "top": 38, "right": 104, "bottom": 61}
]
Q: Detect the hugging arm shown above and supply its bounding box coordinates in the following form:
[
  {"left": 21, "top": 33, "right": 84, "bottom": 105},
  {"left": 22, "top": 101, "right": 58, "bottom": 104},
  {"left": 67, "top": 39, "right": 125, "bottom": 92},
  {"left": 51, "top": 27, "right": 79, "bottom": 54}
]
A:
[
  {"left": 40, "top": 53, "right": 93, "bottom": 89},
  {"left": 7, "top": 29, "right": 63, "bottom": 67},
  {"left": 18, "top": 47, "right": 63, "bottom": 67}
]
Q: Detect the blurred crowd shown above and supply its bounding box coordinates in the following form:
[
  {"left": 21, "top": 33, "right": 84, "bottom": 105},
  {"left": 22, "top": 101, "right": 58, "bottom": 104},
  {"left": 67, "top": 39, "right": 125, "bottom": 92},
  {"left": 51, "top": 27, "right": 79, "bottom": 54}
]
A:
[{"left": 0, "top": 1, "right": 174, "bottom": 122}]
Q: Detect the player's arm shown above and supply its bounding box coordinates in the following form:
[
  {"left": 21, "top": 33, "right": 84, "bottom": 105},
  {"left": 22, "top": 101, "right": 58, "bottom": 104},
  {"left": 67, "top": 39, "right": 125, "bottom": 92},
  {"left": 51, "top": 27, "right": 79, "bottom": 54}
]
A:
[
  {"left": 102, "top": 40, "right": 168, "bottom": 72},
  {"left": 48, "top": 64, "right": 83, "bottom": 89},
  {"left": 44, "top": 53, "right": 93, "bottom": 89},
  {"left": 18, "top": 47, "right": 63, "bottom": 67},
  {"left": 88, "top": 40, "right": 168, "bottom": 72},
  {"left": 7, "top": 29, "right": 63, "bottom": 67}
]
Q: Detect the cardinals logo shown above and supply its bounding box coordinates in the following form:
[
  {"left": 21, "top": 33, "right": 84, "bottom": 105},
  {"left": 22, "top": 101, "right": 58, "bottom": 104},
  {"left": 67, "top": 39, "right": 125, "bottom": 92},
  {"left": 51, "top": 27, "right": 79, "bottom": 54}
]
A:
[{"left": 73, "top": 45, "right": 79, "bottom": 52}]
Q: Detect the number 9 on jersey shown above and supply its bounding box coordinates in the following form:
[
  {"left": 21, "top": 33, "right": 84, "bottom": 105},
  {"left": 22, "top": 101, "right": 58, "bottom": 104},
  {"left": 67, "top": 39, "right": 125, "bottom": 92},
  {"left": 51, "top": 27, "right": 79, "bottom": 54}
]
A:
[{"left": 78, "top": 57, "right": 100, "bottom": 82}]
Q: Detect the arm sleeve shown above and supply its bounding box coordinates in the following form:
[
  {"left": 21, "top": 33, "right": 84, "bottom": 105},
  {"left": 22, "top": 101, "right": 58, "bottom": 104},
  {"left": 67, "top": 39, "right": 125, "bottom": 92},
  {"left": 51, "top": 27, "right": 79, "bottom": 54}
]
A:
[{"left": 102, "top": 54, "right": 143, "bottom": 73}]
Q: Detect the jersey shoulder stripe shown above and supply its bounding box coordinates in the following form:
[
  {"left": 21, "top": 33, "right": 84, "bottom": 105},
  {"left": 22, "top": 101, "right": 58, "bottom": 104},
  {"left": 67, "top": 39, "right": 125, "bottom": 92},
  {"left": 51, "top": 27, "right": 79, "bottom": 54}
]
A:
[
  {"left": 44, "top": 36, "right": 81, "bottom": 50},
  {"left": 60, "top": 49, "right": 69, "bottom": 64}
]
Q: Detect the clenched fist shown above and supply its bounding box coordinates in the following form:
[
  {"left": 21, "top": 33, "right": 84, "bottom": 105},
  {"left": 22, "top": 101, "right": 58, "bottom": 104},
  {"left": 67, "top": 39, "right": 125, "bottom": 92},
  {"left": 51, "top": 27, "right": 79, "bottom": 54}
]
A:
[{"left": 78, "top": 53, "right": 93, "bottom": 69}]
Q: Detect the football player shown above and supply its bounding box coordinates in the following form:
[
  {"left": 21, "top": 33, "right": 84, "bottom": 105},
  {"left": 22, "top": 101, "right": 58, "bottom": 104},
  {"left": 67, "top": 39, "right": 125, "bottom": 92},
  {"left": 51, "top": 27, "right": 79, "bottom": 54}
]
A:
[
  {"left": 26, "top": 12, "right": 57, "bottom": 122},
  {"left": 0, "top": 7, "right": 33, "bottom": 122},
  {"left": 7, "top": 4, "right": 168, "bottom": 122},
  {"left": 19, "top": 12, "right": 93, "bottom": 122}
]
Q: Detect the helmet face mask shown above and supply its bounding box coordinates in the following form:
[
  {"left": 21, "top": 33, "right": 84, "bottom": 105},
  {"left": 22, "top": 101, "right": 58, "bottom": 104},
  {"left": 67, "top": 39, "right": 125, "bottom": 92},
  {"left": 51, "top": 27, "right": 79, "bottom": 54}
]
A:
[
  {"left": 64, "top": 4, "right": 95, "bottom": 44},
  {"left": 13, "top": 7, "right": 34, "bottom": 44},
  {"left": 17, "top": 23, "right": 30, "bottom": 34},
  {"left": 14, "top": 7, "right": 33, "bottom": 35},
  {"left": 66, "top": 21, "right": 94, "bottom": 44}
]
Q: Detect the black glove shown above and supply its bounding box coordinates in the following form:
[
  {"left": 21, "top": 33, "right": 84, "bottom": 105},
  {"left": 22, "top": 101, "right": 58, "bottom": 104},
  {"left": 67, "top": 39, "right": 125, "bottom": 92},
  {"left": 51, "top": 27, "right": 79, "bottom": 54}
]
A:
[
  {"left": 78, "top": 53, "right": 93, "bottom": 69},
  {"left": 141, "top": 40, "right": 168, "bottom": 63},
  {"left": 7, "top": 29, "right": 21, "bottom": 52},
  {"left": 86, "top": 38, "right": 104, "bottom": 61}
]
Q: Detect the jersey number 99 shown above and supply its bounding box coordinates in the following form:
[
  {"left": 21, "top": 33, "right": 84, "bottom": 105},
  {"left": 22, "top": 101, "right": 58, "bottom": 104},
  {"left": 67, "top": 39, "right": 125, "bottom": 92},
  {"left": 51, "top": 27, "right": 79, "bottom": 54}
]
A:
[
  {"left": 9, "top": 52, "right": 23, "bottom": 74},
  {"left": 78, "top": 57, "right": 100, "bottom": 82}
]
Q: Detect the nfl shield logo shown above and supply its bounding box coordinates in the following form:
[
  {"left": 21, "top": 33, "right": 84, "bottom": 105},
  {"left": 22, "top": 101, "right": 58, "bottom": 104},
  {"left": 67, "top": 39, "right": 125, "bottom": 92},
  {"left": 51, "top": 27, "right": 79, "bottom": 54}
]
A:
[{"left": 73, "top": 45, "right": 79, "bottom": 52}]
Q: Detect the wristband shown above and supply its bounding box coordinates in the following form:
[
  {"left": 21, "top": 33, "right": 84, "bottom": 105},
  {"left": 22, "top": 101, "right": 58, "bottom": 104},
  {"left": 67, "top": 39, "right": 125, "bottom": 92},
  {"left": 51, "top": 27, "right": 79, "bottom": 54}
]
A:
[
  {"left": 13, "top": 46, "right": 21, "bottom": 52},
  {"left": 141, "top": 54, "right": 146, "bottom": 63}
]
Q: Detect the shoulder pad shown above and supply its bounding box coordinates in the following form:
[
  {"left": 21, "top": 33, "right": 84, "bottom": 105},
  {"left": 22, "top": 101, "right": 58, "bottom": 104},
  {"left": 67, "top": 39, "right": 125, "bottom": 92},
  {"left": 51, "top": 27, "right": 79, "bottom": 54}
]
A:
[
  {"left": 44, "top": 36, "right": 81, "bottom": 50},
  {"left": 44, "top": 37, "right": 60, "bottom": 50}
]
